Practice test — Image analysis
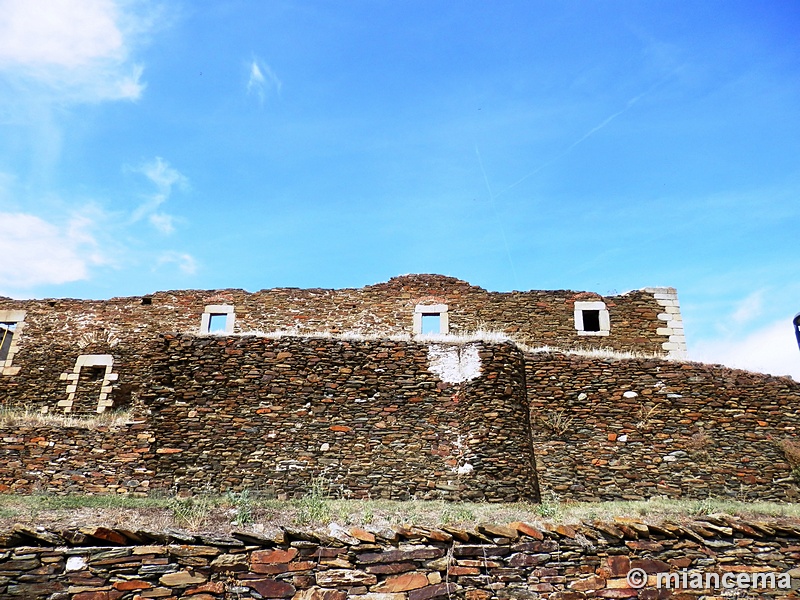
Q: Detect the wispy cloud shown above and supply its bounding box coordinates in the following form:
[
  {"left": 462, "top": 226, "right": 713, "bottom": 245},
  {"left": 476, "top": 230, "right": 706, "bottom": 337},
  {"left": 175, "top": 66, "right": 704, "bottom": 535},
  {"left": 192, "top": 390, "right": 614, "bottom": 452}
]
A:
[
  {"left": 156, "top": 251, "right": 197, "bottom": 275},
  {"left": 731, "top": 290, "right": 764, "bottom": 325},
  {"left": 692, "top": 318, "right": 800, "bottom": 380},
  {"left": 0, "top": 0, "right": 153, "bottom": 102},
  {"left": 0, "top": 212, "right": 106, "bottom": 293},
  {"left": 131, "top": 156, "right": 188, "bottom": 233},
  {"left": 246, "top": 57, "right": 281, "bottom": 104}
]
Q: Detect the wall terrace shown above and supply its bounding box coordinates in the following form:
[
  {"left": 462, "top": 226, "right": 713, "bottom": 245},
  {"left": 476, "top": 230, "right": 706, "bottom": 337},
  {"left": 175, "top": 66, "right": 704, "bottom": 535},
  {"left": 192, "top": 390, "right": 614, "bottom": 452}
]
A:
[{"left": 2, "top": 517, "right": 800, "bottom": 598}]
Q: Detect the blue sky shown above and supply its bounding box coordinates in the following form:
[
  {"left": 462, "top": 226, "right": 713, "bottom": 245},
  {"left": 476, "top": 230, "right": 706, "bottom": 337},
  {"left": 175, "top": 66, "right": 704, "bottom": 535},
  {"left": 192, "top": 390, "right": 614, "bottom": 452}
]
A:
[{"left": 1, "top": 0, "right": 799, "bottom": 378}]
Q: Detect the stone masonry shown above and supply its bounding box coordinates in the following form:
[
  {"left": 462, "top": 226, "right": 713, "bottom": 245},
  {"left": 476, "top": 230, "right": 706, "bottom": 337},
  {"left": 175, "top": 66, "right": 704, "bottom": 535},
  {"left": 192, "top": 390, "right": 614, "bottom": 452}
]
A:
[{"left": 2, "top": 517, "right": 800, "bottom": 598}]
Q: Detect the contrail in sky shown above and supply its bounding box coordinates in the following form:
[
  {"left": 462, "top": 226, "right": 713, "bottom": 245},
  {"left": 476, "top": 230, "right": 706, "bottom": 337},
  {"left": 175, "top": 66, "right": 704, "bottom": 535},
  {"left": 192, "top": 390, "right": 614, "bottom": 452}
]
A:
[{"left": 495, "top": 72, "right": 677, "bottom": 199}]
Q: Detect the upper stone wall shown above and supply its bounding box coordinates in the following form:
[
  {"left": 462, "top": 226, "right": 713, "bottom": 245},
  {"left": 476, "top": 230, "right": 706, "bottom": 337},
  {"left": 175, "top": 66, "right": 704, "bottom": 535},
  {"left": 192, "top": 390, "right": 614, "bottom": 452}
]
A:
[{"left": 0, "top": 275, "right": 684, "bottom": 409}]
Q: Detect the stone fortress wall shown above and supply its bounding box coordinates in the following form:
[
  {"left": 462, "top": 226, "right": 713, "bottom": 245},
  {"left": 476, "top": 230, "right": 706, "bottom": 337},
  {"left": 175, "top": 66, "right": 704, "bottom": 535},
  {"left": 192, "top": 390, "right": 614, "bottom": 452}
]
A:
[{"left": 1, "top": 274, "right": 798, "bottom": 502}]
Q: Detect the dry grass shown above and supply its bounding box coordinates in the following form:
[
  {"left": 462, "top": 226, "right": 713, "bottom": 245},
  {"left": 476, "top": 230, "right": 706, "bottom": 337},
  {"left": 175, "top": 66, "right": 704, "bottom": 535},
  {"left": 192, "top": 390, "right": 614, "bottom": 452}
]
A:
[
  {"left": 0, "top": 494, "right": 798, "bottom": 534},
  {"left": 0, "top": 406, "right": 138, "bottom": 430},
  {"left": 778, "top": 438, "right": 800, "bottom": 469},
  {"left": 520, "top": 343, "right": 666, "bottom": 361}
]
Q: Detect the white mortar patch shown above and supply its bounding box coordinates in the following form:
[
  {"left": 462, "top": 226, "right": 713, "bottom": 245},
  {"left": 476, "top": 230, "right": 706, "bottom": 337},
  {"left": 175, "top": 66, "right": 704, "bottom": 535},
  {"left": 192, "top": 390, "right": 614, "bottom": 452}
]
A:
[{"left": 427, "top": 344, "right": 482, "bottom": 384}]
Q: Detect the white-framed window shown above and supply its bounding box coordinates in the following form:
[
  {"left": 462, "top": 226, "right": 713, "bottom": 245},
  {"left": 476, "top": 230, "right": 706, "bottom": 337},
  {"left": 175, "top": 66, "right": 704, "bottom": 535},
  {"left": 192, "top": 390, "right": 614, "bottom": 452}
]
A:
[
  {"left": 201, "top": 304, "right": 235, "bottom": 334},
  {"left": 0, "top": 309, "right": 26, "bottom": 375},
  {"left": 413, "top": 304, "right": 449, "bottom": 335},
  {"left": 574, "top": 301, "right": 610, "bottom": 336}
]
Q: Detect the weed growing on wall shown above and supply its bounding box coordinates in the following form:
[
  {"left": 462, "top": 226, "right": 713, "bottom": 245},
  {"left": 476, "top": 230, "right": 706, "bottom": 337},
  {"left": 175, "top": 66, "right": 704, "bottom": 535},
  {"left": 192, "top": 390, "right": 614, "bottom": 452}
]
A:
[
  {"left": 776, "top": 438, "right": 800, "bottom": 483},
  {"left": 537, "top": 409, "right": 574, "bottom": 436},
  {"left": 635, "top": 402, "right": 661, "bottom": 431},
  {"left": 294, "top": 477, "right": 333, "bottom": 525},
  {"left": 168, "top": 495, "right": 215, "bottom": 530},
  {"left": 225, "top": 490, "right": 254, "bottom": 527}
]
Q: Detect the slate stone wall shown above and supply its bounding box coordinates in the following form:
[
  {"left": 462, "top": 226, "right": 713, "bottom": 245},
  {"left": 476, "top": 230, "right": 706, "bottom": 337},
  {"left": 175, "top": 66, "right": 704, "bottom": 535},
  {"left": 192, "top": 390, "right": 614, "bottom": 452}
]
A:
[
  {"left": 2, "top": 517, "right": 799, "bottom": 599},
  {"left": 143, "top": 335, "right": 537, "bottom": 502},
  {"left": 526, "top": 353, "right": 800, "bottom": 502},
  {"left": 0, "top": 423, "right": 154, "bottom": 495},
  {"left": 0, "top": 337, "right": 538, "bottom": 502},
  {"left": 0, "top": 275, "right": 676, "bottom": 414}
]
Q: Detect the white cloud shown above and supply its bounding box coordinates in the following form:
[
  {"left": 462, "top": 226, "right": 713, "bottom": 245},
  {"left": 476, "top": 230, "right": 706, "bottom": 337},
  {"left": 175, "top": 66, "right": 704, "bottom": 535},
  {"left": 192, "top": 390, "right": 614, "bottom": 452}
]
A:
[
  {"left": 731, "top": 290, "right": 764, "bottom": 325},
  {"left": 0, "top": 212, "right": 105, "bottom": 292},
  {"left": 692, "top": 319, "right": 800, "bottom": 380},
  {"left": 148, "top": 212, "right": 175, "bottom": 234},
  {"left": 0, "top": 0, "right": 153, "bottom": 102},
  {"left": 156, "top": 251, "right": 197, "bottom": 275},
  {"left": 131, "top": 156, "right": 188, "bottom": 233},
  {"left": 247, "top": 58, "right": 281, "bottom": 104}
]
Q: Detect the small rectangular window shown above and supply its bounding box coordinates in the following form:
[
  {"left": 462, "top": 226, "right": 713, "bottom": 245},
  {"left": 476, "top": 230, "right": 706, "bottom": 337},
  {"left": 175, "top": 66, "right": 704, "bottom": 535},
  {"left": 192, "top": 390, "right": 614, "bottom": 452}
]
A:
[
  {"left": 574, "top": 301, "right": 610, "bottom": 336},
  {"left": 208, "top": 313, "right": 228, "bottom": 333},
  {"left": 582, "top": 310, "right": 601, "bottom": 332},
  {"left": 0, "top": 323, "right": 16, "bottom": 361},
  {"left": 421, "top": 313, "right": 441, "bottom": 335}
]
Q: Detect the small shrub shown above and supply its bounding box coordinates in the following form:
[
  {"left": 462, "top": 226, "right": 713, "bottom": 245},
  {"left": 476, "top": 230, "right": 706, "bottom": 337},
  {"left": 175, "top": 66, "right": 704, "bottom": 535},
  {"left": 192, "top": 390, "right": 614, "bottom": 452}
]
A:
[{"left": 536, "top": 490, "right": 561, "bottom": 519}]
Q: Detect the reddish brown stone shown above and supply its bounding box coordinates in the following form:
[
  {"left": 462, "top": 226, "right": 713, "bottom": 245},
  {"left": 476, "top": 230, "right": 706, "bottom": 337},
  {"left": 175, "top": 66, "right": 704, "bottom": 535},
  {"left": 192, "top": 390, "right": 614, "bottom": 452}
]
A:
[
  {"left": 408, "top": 583, "right": 459, "bottom": 600},
  {"left": 113, "top": 580, "right": 152, "bottom": 591},
  {"left": 372, "top": 572, "right": 429, "bottom": 592},
  {"left": 251, "top": 548, "right": 298, "bottom": 564},
  {"left": 244, "top": 579, "right": 296, "bottom": 597},
  {"left": 606, "top": 555, "right": 631, "bottom": 577}
]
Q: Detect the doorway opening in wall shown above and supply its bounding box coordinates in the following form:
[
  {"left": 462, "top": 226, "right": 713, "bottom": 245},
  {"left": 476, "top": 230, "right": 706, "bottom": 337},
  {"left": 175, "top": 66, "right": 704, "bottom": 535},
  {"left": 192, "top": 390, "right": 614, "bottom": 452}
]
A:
[
  {"left": 73, "top": 366, "right": 106, "bottom": 414},
  {"left": 0, "top": 323, "right": 15, "bottom": 361},
  {"left": 582, "top": 310, "right": 601, "bottom": 333},
  {"left": 208, "top": 314, "right": 228, "bottom": 333},
  {"left": 421, "top": 313, "right": 441, "bottom": 335}
]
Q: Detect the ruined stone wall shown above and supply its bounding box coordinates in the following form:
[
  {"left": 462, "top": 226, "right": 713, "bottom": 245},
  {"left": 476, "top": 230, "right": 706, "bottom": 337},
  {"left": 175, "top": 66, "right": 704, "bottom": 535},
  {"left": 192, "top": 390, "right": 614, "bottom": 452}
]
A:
[
  {"left": 0, "top": 275, "right": 680, "bottom": 415},
  {"left": 143, "top": 336, "right": 537, "bottom": 502},
  {"left": 2, "top": 517, "right": 800, "bottom": 599},
  {"left": 526, "top": 353, "right": 800, "bottom": 502},
  {"left": 0, "top": 337, "right": 538, "bottom": 502}
]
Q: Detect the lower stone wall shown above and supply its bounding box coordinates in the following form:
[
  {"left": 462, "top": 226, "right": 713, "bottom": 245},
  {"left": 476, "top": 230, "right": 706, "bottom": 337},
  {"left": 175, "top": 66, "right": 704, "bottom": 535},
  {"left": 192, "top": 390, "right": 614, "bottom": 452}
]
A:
[
  {"left": 526, "top": 353, "right": 800, "bottom": 502},
  {"left": 0, "top": 423, "right": 154, "bottom": 495},
  {"left": 0, "top": 337, "right": 538, "bottom": 502},
  {"left": 2, "top": 517, "right": 799, "bottom": 598},
  {"left": 142, "top": 335, "right": 537, "bottom": 502}
]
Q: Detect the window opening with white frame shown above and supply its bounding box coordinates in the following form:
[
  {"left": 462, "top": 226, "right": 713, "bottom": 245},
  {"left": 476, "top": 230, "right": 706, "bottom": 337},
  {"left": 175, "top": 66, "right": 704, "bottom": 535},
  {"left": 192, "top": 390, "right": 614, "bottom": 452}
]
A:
[
  {"left": 413, "top": 304, "right": 449, "bottom": 335},
  {"left": 574, "top": 301, "right": 610, "bottom": 336},
  {"left": 0, "top": 323, "right": 16, "bottom": 361},
  {"left": 0, "top": 310, "right": 26, "bottom": 375},
  {"left": 201, "top": 305, "right": 235, "bottom": 334}
]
